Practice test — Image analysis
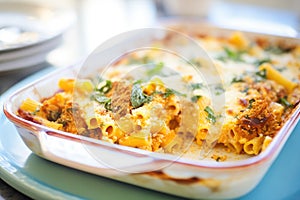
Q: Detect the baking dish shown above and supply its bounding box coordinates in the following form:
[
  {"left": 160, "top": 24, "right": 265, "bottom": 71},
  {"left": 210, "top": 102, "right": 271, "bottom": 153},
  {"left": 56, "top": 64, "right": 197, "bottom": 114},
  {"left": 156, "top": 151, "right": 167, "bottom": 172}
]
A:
[{"left": 3, "top": 23, "right": 300, "bottom": 199}]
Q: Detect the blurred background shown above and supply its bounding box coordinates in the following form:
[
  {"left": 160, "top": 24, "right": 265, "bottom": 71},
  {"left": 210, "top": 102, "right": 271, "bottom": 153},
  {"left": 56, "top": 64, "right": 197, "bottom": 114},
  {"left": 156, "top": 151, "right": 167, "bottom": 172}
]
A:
[
  {"left": 46, "top": 0, "right": 300, "bottom": 67},
  {"left": 2, "top": 0, "right": 300, "bottom": 66}
]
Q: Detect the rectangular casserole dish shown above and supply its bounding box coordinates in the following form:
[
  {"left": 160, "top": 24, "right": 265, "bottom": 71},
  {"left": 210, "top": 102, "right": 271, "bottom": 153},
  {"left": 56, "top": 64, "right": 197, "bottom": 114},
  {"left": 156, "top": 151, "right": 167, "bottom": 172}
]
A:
[{"left": 3, "top": 23, "right": 300, "bottom": 199}]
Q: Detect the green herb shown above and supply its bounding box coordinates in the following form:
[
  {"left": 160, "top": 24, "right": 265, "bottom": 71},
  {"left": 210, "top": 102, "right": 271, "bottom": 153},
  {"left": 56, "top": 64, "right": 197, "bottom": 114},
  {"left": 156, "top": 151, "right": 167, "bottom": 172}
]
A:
[
  {"left": 104, "top": 100, "right": 112, "bottom": 111},
  {"left": 248, "top": 98, "right": 255, "bottom": 109},
  {"left": 279, "top": 97, "right": 292, "bottom": 108},
  {"left": 241, "top": 86, "right": 249, "bottom": 94},
  {"left": 32, "top": 108, "right": 40, "bottom": 115},
  {"left": 163, "top": 88, "right": 175, "bottom": 98},
  {"left": 204, "top": 106, "right": 216, "bottom": 124},
  {"left": 218, "top": 47, "right": 245, "bottom": 62},
  {"left": 97, "top": 80, "right": 112, "bottom": 94},
  {"left": 91, "top": 92, "right": 112, "bottom": 110},
  {"left": 214, "top": 84, "right": 225, "bottom": 95},
  {"left": 254, "top": 58, "right": 271, "bottom": 67},
  {"left": 163, "top": 88, "right": 186, "bottom": 98},
  {"left": 152, "top": 88, "right": 186, "bottom": 98},
  {"left": 147, "top": 62, "right": 164, "bottom": 76},
  {"left": 265, "top": 46, "right": 288, "bottom": 55},
  {"left": 133, "top": 79, "right": 143, "bottom": 85},
  {"left": 130, "top": 83, "right": 152, "bottom": 108},
  {"left": 231, "top": 76, "right": 245, "bottom": 83},
  {"left": 47, "top": 110, "right": 61, "bottom": 121},
  {"left": 92, "top": 79, "right": 113, "bottom": 111},
  {"left": 92, "top": 95, "right": 110, "bottom": 104},
  {"left": 191, "top": 95, "right": 202, "bottom": 102},
  {"left": 255, "top": 69, "right": 267, "bottom": 79},
  {"left": 190, "top": 83, "right": 204, "bottom": 90}
]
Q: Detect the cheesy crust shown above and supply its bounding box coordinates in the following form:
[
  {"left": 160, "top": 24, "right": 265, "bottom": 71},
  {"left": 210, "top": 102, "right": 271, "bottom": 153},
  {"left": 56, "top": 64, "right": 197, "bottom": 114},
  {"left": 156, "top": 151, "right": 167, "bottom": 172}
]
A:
[{"left": 18, "top": 31, "right": 300, "bottom": 158}]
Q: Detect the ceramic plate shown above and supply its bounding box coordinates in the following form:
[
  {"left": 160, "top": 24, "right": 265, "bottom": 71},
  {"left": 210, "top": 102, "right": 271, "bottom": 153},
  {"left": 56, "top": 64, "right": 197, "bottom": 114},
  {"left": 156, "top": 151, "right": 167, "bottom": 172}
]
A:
[
  {"left": 0, "top": 1, "right": 73, "bottom": 72},
  {"left": 0, "top": 68, "right": 300, "bottom": 200},
  {"left": 0, "top": 36, "right": 62, "bottom": 72},
  {"left": 0, "top": 1, "right": 73, "bottom": 52}
]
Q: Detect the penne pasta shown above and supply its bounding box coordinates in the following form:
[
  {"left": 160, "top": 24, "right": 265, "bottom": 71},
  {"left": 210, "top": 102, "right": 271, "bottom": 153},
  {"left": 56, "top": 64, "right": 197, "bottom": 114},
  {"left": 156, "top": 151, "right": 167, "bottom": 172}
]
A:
[
  {"left": 259, "top": 63, "right": 297, "bottom": 92},
  {"left": 17, "top": 31, "right": 300, "bottom": 159},
  {"left": 243, "top": 136, "right": 264, "bottom": 155},
  {"left": 20, "top": 98, "right": 41, "bottom": 113}
]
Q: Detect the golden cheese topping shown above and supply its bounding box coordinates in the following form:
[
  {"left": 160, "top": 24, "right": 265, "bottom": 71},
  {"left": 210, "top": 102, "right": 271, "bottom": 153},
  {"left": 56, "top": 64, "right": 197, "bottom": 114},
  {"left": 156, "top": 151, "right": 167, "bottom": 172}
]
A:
[{"left": 18, "top": 31, "right": 300, "bottom": 160}]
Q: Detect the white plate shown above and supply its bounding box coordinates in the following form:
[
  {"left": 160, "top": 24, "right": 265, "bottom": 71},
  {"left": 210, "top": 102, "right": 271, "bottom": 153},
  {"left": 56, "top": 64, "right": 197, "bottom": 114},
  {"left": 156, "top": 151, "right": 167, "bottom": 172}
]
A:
[
  {"left": 0, "top": 35, "right": 62, "bottom": 72},
  {"left": 0, "top": 34, "right": 62, "bottom": 63},
  {"left": 0, "top": 68, "right": 300, "bottom": 200},
  {"left": 0, "top": 1, "right": 73, "bottom": 52}
]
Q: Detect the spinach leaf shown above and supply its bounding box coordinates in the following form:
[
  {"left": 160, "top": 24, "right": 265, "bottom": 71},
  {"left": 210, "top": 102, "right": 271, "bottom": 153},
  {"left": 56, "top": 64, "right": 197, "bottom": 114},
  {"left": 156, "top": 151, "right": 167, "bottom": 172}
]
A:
[
  {"left": 147, "top": 62, "right": 164, "bottom": 76},
  {"left": 151, "top": 87, "right": 186, "bottom": 98},
  {"left": 204, "top": 106, "right": 216, "bottom": 124},
  {"left": 231, "top": 76, "right": 245, "bottom": 83},
  {"left": 218, "top": 47, "right": 245, "bottom": 62},
  {"left": 191, "top": 95, "right": 202, "bottom": 102},
  {"left": 97, "top": 80, "right": 112, "bottom": 94},
  {"left": 91, "top": 92, "right": 112, "bottom": 111},
  {"left": 190, "top": 83, "right": 204, "bottom": 90},
  {"left": 162, "top": 88, "right": 186, "bottom": 98},
  {"left": 131, "top": 83, "right": 152, "bottom": 108},
  {"left": 255, "top": 68, "right": 267, "bottom": 79},
  {"left": 279, "top": 97, "right": 292, "bottom": 108},
  {"left": 248, "top": 98, "right": 255, "bottom": 109},
  {"left": 254, "top": 58, "right": 271, "bottom": 67}
]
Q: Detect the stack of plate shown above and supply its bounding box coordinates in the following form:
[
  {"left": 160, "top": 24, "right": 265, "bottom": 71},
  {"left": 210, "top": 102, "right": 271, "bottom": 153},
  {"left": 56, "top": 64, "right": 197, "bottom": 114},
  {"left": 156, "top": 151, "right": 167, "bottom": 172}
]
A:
[{"left": 0, "top": 1, "right": 74, "bottom": 72}]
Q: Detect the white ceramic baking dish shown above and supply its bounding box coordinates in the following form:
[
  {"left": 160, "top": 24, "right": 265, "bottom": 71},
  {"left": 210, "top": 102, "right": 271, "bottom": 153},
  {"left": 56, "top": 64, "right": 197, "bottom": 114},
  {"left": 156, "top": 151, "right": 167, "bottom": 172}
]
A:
[{"left": 3, "top": 23, "right": 300, "bottom": 199}]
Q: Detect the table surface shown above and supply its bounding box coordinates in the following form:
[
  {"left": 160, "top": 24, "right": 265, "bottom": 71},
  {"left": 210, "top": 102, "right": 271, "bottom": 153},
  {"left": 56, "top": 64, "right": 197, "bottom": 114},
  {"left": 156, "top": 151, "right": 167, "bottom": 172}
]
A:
[{"left": 0, "top": 179, "right": 31, "bottom": 200}]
